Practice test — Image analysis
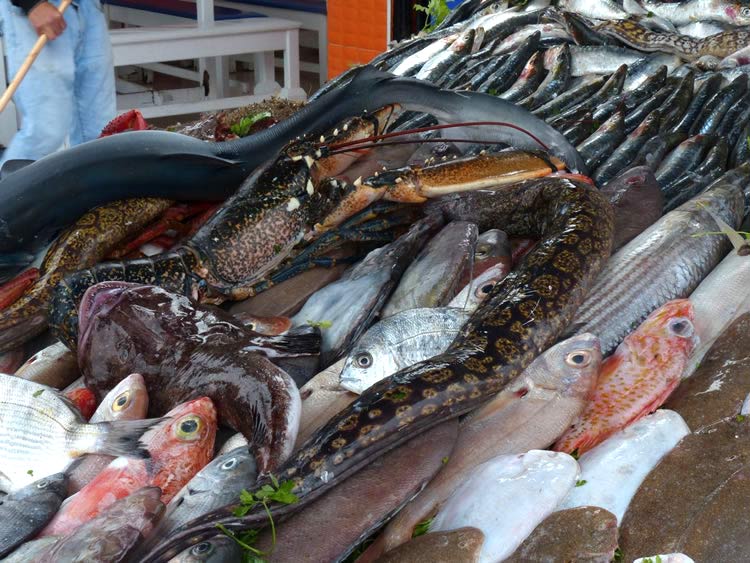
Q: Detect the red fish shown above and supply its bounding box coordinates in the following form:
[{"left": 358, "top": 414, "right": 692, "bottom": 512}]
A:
[
  {"left": 555, "top": 299, "right": 697, "bottom": 455},
  {"left": 64, "top": 387, "right": 98, "bottom": 420},
  {"left": 40, "top": 397, "right": 217, "bottom": 537}
]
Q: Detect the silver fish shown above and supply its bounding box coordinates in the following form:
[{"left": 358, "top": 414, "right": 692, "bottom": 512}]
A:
[
  {"left": 678, "top": 21, "right": 727, "bottom": 38},
  {"left": 624, "top": 53, "right": 683, "bottom": 90},
  {"left": 449, "top": 262, "right": 510, "bottom": 311},
  {"left": 166, "top": 535, "right": 243, "bottom": 563},
  {"left": 381, "top": 221, "right": 477, "bottom": 318},
  {"left": 0, "top": 473, "right": 67, "bottom": 558},
  {"left": 391, "top": 34, "right": 459, "bottom": 77},
  {"left": 292, "top": 215, "right": 441, "bottom": 365},
  {"left": 567, "top": 181, "right": 744, "bottom": 355},
  {"left": 494, "top": 23, "right": 571, "bottom": 55},
  {"left": 641, "top": 0, "right": 750, "bottom": 26},
  {"left": 416, "top": 29, "right": 476, "bottom": 83},
  {"left": 14, "top": 341, "right": 79, "bottom": 389},
  {"left": 160, "top": 447, "right": 257, "bottom": 536},
  {"left": 569, "top": 46, "right": 644, "bottom": 76},
  {"left": 44, "top": 486, "right": 164, "bottom": 563},
  {"left": 339, "top": 307, "right": 470, "bottom": 395},
  {"left": 0, "top": 374, "right": 157, "bottom": 492}
]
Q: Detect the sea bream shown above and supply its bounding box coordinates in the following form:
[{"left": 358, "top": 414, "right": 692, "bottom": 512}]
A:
[{"left": 0, "top": 374, "right": 157, "bottom": 492}]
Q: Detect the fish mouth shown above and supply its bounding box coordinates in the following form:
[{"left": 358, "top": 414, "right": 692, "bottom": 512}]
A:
[{"left": 78, "top": 282, "right": 143, "bottom": 346}]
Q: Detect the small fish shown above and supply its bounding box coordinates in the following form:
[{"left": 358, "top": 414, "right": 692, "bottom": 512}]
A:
[
  {"left": 339, "top": 307, "right": 470, "bottom": 395},
  {"left": 458, "top": 228, "right": 511, "bottom": 287},
  {"left": 43, "top": 486, "right": 164, "bottom": 563},
  {"left": 159, "top": 447, "right": 256, "bottom": 536},
  {"left": 556, "top": 300, "right": 697, "bottom": 455},
  {"left": 518, "top": 44, "right": 572, "bottom": 110},
  {"left": 373, "top": 528, "right": 485, "bottom": 563},
  {"left": 68, "top": 373, "right": 150, "bottom": 493},
  {"left": 165, "top": 535, "right": 244, "bottom": 563},
  {"left": 558, "top": 409, "right": 690, "bottom": 522},
  {"left": 13, "top": 341, "right": 79, "bottom": 389},
  {"left": 0, "top": 374, "right": 157, "bottom": 492},
  {"left": 381, "top": 221, "right": 477, "bottom": 318},
  {"left": 505, "top": 507, "right": 617, "bottom": 563},
  {"left": 41, "top": 397, "right": 216, "bottom": 537},
  {"left": 678, "top": 21, "right": 727, "bottom": 39},
  {"left": 594, "top": 111, "right": 663, "bottom": 186},
  {"left": 0, "top": 473, "right": 67, "bottom": 557},
  {"left": 576, "top": 110, "right": 625, "bottom": 171},
  {"left": 391, "top": 34, "right": 459, "bottom": 77},
  {"left": 431, "top": 450, "right": 580, "bottom": 563},
  {"left": 568, "top": 46, "right": 643, "bottom": 76}
]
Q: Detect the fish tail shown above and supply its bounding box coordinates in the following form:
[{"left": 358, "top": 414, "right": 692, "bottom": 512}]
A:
[
  {"left": 259, "top": 326, "right": 322, "bottom": 357},
  {"left": 94, "top": 417, "right": 164, "bottom": 459}
]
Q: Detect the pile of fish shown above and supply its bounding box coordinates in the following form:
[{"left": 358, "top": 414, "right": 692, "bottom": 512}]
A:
[{"left": 2, "top": 0, "right": 750, "bottom": 561}]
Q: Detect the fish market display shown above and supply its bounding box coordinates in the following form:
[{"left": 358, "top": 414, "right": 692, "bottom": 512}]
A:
[{"left": 4, "top": 0, "right": 750, "bottom": 560}]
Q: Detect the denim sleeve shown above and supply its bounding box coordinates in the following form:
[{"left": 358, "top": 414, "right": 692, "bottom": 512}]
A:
[{"left": 10, "top": 0, "right": 46, "bottom": 15}]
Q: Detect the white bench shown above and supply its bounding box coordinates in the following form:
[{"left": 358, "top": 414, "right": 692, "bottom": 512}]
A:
[{"left": 109, "top": 17, "right": 306, "bottom": 118}]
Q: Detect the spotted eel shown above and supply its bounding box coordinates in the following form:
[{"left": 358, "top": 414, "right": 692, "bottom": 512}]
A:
[{"left": 143, "top": 176, "right": 614, "bottom": 561}]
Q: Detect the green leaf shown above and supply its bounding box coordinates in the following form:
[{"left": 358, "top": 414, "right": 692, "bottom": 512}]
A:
[
  {"left": 269, "top": 480, "right": 299, "bottom": 505},
  {"left": 441, "top": 456, "right": 449, "bottom": 464},
  {"left": 613, "top": 547, "right": 624, "bottom": 562},
  {"left": 307, "top": 319, "right": 333, "bottom": 329},
  {"left": 737, "top": 414, "right": 747, "bottom": 422},
  {"left": 570, "top": 449, "right": 580, "bottom": 460},
  {"left": 413, "top": 0, "right": 451, "bottom": 33},
  {"left": 26, "top": 469, "right": 33, "bottom": 477},
  {"left": 412, "top": 517, "right": 433, "bottom": 538},
  {"left": 575, "top": 479, "right": 587, "bottom": 487},
  {"left": 230, "top": 111, "right": 273, "bottom": 138},
  {"left": 32, "top": 389, "right": 44, "bottom": 398}
]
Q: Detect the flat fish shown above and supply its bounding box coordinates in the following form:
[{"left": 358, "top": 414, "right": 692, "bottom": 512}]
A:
[
  {"left": 256, "top": 420, "right": 458, "bottom": 563},
  {"left": 666, "top": 313, "right": 750, "bottom": 431},
  {"left": 558, "top": 409, "right": 690, "bottom": 522},
  {"left": 339, "top": 307, "right": 470, "bottom": 395},
  {"left": 431, "top": 450, "right": 580, "bottom": 563},
  {"left": 0, "top": 374, "right": 156, "bottom": 492},
  {"left": 619, "top": 417, "right": 750, "bottom": 562},
  {"left": 381, "top": 221, "right": 477, "bottom": 317},
  {"left": 504, "top": 506, "right": 618, "bottom": 563},
  {"left": 0, "top": 473, "right": 67, "bottom": 558},
  {"left": 43, "top": 487, "right": 164, "bottom": 563},
  {"left": 374, "top": 528, "right": 484, "bottom": 563},
  {"left": 376, "top": 334, "right": 601, "bottom": 557},
  {"left": 292, "top": 215, "right": 442, "bottom": 365}
]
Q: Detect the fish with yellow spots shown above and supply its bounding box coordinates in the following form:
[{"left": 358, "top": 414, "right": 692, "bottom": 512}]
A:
[{"left": 554, "top": 299, "right": 697, "bottom": 455}]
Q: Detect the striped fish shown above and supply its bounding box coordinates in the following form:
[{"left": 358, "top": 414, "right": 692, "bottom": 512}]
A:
[{"left": 0, "top": 373, "right": 159, "bottom": 492}]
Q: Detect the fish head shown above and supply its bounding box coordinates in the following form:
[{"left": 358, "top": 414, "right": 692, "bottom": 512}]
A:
[
  {"left": 94, "top": 373, "right": 149, "bottom": 423},
  {"left": 513, "top": 333, "right": 602, "bottom": 401},
  {"left": 723, "top": 2, "right": 750, "bottom": 25},
  {"left": 146, "top": 397, "right": 218, "bottom": 468},
  {"left": 475, "top": 229, "right": 510, "bottom": 262},
  {"left": 169, "top": 534, "right": 244, "bottom": 562},
  {"left": 198, "top": 447, "right": 257, "bottom": 489},
  {"left": 339, "top": 337, "right": 395, "bottom": 395},
  {"left": 630, "top": 299, "right": 698, "bottom": 357},
  {"left": 10, "top": 472, "right": 68, "bottom": 503}
]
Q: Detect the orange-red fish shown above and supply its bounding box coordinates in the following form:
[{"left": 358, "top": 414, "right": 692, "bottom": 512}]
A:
[
  {"left": 555, "top": 299, "right": 697, "bottom": 455},
  {"left": 40, "top": 397, "right": 216, "bottom": 537},
  {"left": 64, "top": 387, "right": 97, "bottom": 420}
]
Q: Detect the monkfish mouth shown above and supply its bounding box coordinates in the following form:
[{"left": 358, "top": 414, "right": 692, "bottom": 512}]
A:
[{"left": 78, "top": 281, "right": 144, "bottom": 346}]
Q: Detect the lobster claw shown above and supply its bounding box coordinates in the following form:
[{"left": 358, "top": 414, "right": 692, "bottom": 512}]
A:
[{"left": 99, "top": 110, "right": 149, "bottom": 138}]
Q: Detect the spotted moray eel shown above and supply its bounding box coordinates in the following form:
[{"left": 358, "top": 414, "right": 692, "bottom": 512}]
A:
[{"left": 143, "top": 175, "right": 614, "bottom": 561}]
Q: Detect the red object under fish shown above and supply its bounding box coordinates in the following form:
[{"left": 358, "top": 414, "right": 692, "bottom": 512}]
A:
[
  {"left": 65, "top": 387, "right": 98, "bottom": 421},
  {"left": 98, "top": 110, "right": 149, "bottom": 137},
  {"left": 0, "top": 268, "right": 39, "bottom": 310}
]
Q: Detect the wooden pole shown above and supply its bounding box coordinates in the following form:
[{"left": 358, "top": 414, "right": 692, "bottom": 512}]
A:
[{"left": 0, "top": 0, "right": 73, "bottom": 113}]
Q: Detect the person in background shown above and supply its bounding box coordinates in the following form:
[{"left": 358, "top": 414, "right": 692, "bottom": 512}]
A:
[{"left": 0, "top": 0, "right": 116, "bottom": 166}]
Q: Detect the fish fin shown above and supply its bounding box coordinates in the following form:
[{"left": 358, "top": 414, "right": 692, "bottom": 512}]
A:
[
  {"left": 93, "top": 417, "right": 165, "bottom": 459},
  {"left": 256, "top": 326, "right": 321, "bottom": 358},
  {"left": 0, "top": 159, "right": 35, "bottom": 179}
]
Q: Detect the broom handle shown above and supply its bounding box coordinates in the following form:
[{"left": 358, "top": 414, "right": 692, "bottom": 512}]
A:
[{"left": 0, "top": 0, "right": 73, "bottom": 113}]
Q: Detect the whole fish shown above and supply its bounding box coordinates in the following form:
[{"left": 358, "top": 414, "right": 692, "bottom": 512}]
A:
[
  {"left": 640, "top": 0, "right": 750, "bottom": 26},
  {"left": 0, "top": 374, "right": 156, "bottom": 492},
  {"left": 594, "top": 111, "right": 662, "bottom": 186},
  {"left": 689, "top": 73, "right": 748, "bottom": 135},
  {"left": 431, "top": 450, "right": 580, "bottom": 563},
  {"left": 619, "top": 417, "right": 750, "bottom": 562},
  {"left": 623, "top": 53, "right": 682, "bottom": 91},
  {"left": 377, "top": 334, "right": 601, "bottom": 556},
  {"left": 41, "top": 398, "right": 216, "bottom": 537},
  {"left": 68, "top": 373, "right": 150, "bottom": 493},
  {"left": 600, "top": 166, "right": 664, "bottom": 251},
  {"left": 375, "top": 528, "right": 484, "bottom": 563},
  {"left": 658, "top": 72, "right": 695, "bottom": 132},
  {"left": 13, "top": 341, "right": 79, "bottom": 389},
  {"left": 533, "top": 75, "right": 606, "bottom": 120},
  {"left": 494, "top": 23, "right": 570, "bottom": 55},
  {"left": 165, "top": 535, "right": 244, "bottom": 563},
  {"left": 416, "top": 29, "right": 476, "bottom": 83},
  {"left": 566, "top": 180, "right": 743, "bottom": 355},
  {"left": 667, "top": 313, "right": 750, "bottom": 432},
  {"left": 576, "top": 111, "right": 625, "bottom": 171},
  {"left": 0, "top": 473, "right": 67, "bottom": 557},
  {"left": 381, "top": 221, "right": 477, "bottom": 318},
  {"left": 43, "top": 487, "right": 164, "bottom": 563},
  {"left": 629, "top": 130, "right": 685, "bottom": 170},
  {"left": 568, "top": 46, "right": 643, "bottom": 76},
  {"left": 518, "top": 44, "right": 571, "bottom": 110},
  {"left": 505, "top": 506, "right": 618, "bottom": 563},
  {"left": 391, "top": 35, "right": 459, "bottom": 76},
  {"left": 77, "top": 282, "right": 304, "bottom": 473},
  {"left": 558, "top": 409, "right": 690, "bottom": 522},
  {"left": 678, "top": 21, "right": 728, "bottom": 39},
  {"left": 339, "top": 307, "right": 470, "bottom": 395},
  {"left": 159, "top": 447, "right": 257, "bottom": 536},
  {"left": 669, "top": 73, "right": 722, "bottom": 135},
  {"left": 293, "top": 216, "right": 441, "bottom": 364},
  {"left": 556, "top": 300, "right": 697, "bottom": 455}
]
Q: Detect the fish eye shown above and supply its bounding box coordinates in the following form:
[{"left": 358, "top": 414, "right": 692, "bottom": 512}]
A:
[
  {"left": 355, "top": 352, "right": 373, "bottom": 369},
  {"left": 669, "top": 318, "right": 693, "bottom": 337},
  {"left": 475, "top": 245, "right": 489, "bottom": 257},
  {"left": 476, "top": 282, "right": 496, "bottom": 297},
  {"left": 221, "top": 458, "right": 238, "bottom": 470},
  {"left": 112, "top": 390, "right": 131, "bottom": 411},
  {"left": 565, "top": 350, "right": 591, "bottom": 367},
  {"left": 191, "top": 542, "right": 213, "bottom": 555},
  {"left": 36, "top": 480, "right": 48, "bottom": 489},
  {"left": 176, "top": 415, "right": 203, "bottom": 440},
  {"left": 247, "top": 322, "right": 257, "bottom": 331}
]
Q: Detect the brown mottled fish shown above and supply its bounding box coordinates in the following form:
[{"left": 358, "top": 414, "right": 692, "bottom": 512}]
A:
[
  {"left": 374, "top": 528, "right": 484, "bottom": 563},
  {"left": 504, "top": 506, "right": 618, "bottom": 563}
]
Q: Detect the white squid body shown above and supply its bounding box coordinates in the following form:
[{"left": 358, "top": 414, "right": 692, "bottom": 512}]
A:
[
  {"left": 431, "top": 450, "right": 579, "bottom": 563},
  {"left": 557, "top": 409, "right": 690, "bottom": 522}
]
